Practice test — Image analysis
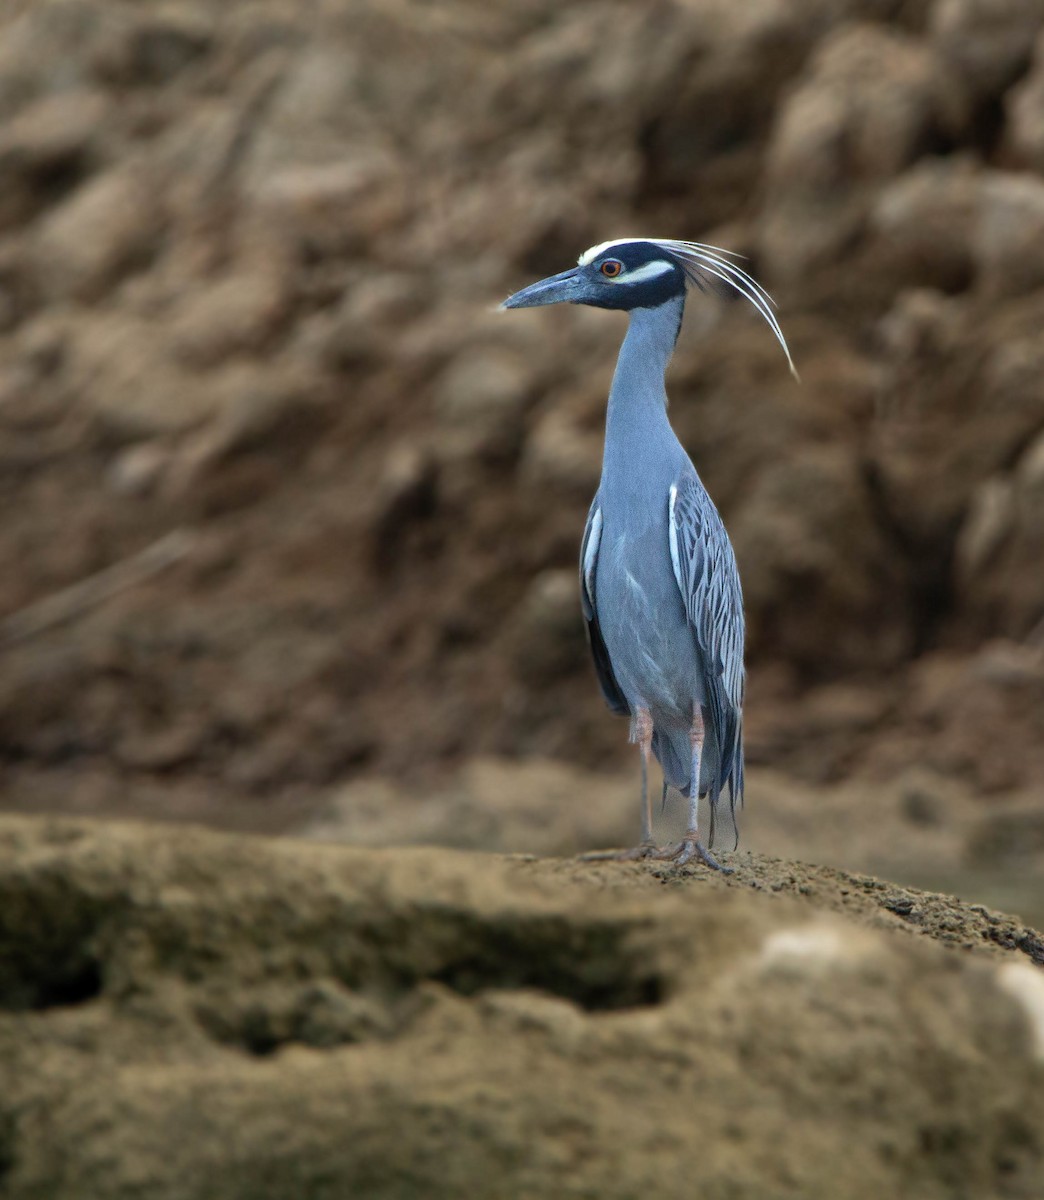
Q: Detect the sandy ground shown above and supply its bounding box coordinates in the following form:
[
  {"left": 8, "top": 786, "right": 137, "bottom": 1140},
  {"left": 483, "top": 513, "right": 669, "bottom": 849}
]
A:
[
  {"left": 0, "top": 815, "right": 1041, "bottom": 1199},
  {"left": 302, "top": 757, "right": 1044, "bottom": 930}
]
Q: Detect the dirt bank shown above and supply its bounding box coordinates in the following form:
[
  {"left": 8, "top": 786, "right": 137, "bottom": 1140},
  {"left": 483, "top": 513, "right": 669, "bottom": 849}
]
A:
[
  {"left": 0, "top": 0, "right": 1043, "bottom": 820},
  {"left": 0, "top": 816, "right": 1042, "bottom": 1198}
]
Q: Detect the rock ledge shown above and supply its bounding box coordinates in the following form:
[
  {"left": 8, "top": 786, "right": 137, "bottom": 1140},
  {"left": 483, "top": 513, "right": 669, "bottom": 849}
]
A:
[{"left": 0, "top": 816, "right": 1042, "bottom": 1199}]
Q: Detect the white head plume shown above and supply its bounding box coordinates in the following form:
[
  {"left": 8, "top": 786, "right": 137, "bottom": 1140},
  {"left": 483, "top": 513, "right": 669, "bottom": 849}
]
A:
[{"left": 580, "top": 237, "right": 799, "bottom": 380}]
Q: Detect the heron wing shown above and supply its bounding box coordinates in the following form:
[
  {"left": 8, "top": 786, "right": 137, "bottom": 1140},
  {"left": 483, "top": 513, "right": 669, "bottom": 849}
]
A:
[
  {"left": 667, "top": 475, "right": 745, "bottom": 815},
  {"left": 580, "top": 497, "right": 629, "bottom": 717}
]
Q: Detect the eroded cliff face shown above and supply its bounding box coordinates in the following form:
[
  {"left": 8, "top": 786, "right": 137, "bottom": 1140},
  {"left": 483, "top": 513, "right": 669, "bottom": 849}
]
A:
[
  {"left": 0, "top": 816, "right": 1041, "bottom": 1199},
  {"left": 0, "top": 0, "right": 1043, "bottom": 820}
]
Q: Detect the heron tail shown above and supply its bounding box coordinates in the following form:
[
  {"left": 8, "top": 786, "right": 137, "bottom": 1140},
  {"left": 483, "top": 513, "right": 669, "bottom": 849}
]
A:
[{"left": 651, "top": 727, "right": 690, "bottom": 796}]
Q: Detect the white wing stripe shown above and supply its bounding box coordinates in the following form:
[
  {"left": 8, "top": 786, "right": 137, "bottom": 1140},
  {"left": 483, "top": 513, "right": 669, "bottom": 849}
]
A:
[
  {"left": 583, "top": 506, "right": 602, "bottom": 606},
  {"left": 667, "top": 484, "right": 685, "bottom": 595}
]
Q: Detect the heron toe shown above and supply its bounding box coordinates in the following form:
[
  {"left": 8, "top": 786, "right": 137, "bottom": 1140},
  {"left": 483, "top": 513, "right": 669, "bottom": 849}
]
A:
[
  {"left": 651, "top": 838, "right": 733, "bottom": 873},
  {"left": 580, "top": 840, "right": 731, "bottom": 871}
]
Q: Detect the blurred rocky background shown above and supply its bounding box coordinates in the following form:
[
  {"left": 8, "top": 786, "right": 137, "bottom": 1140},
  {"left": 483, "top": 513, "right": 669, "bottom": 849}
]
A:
[{"left": 1, "top": 0, "right": 1043, "bottom": 919}]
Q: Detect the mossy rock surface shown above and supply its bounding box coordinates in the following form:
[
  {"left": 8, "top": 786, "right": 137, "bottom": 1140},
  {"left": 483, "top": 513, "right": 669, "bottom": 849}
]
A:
[{"left": 0, "top": 816, "right": 1042, "bottom": 1199}]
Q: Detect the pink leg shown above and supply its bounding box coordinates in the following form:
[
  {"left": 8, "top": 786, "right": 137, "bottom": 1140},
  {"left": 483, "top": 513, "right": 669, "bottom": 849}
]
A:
[
  {"left": 580, "top": 708, "right": 732, "bottom": 869},
  {"left": 651, "top": 708, "right": 732, "bottom": 872},
  {"left": 580, "top": 706, "right": 658, "bottom": 861},
  {"left": 634, "top": 706, "right": 654, "bottom": 846}
]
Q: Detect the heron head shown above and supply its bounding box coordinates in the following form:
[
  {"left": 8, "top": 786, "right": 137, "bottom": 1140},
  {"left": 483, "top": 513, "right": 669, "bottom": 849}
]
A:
[
  {"left": 500, "top": 239, "right": 685, "bottom": 313},
  {"left": 501, "top": 237, "right": 797, "bottom": 377}
]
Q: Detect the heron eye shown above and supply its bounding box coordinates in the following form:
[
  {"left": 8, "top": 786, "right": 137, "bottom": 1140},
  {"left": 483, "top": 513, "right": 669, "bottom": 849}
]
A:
[{"left": 600, "top": 259, "right": 623, "bottom": 278}]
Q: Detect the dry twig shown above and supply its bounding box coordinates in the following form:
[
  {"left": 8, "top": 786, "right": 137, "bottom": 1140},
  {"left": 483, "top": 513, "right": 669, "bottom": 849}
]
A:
[{"left": 0, "top": 529, "right": 196, "bottom": 648}]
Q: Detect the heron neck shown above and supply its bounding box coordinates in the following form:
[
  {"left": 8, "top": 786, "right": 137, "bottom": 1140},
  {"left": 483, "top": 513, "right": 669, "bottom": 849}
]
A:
[{"left": 602, "top": 295, "right": 684, "bottom": 478}]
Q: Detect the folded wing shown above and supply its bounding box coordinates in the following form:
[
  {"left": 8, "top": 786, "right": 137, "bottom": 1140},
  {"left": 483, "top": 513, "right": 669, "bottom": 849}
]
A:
[
  {"left": 667, "top": 475, "right": 746, "bottom": 832},
  {"left": 579, "top": 498, "right": 629, "bottom": 717}
]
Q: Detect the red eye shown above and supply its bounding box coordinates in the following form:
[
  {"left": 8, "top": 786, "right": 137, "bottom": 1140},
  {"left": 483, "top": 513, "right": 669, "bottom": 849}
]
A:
[{"left": 600, "top": 259, "right": 623, "bottom": 278}]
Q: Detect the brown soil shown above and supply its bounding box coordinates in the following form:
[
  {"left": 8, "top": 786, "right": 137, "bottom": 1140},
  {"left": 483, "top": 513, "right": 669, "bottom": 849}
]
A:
[
  {"left": 0, "top": 815, "right": 1042, "bottom": 1199},
  {"left": 303, "top": 756, "right": 1044, "bottom": 930},
  {"left": 0, "top": 0, "right": 1043, "bottom": 831}
]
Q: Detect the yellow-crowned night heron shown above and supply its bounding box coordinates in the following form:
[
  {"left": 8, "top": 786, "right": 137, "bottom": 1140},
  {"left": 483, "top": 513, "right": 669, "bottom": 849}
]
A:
[{"left": 502, "top": 239, "right": 795, "bottom": 870}]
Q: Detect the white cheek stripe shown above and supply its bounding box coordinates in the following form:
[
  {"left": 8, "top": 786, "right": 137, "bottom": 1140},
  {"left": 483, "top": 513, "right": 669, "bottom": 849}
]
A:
[{"left": 615, "top": 259, "right": 675, "bottom": 284}]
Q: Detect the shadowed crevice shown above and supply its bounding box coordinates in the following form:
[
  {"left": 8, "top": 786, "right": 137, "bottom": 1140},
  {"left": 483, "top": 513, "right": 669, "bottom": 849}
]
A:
[
  {"left": 0, "top": 879, "right": 106, "bottom": 1011},
  {"left": 191, "top": 914, "right": 667, "bottom": 1059},
  {"left": 0, "top": 950, "right": 103, "bottom": 1012},
  {"left": 0, "top": 1110, "right": 14, "bottom": 1191},
  {"left": 414, "top": 912, "right": 666, "bottom": 1012}
]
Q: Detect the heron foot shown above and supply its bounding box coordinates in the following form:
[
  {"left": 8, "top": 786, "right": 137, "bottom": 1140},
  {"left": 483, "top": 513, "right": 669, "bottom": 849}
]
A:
[
  {"left": 650, "top": 838, "right": 733, "bottom": 874},
  {"left": 580, "top": 839, "right": 732, "bottom": 871}
]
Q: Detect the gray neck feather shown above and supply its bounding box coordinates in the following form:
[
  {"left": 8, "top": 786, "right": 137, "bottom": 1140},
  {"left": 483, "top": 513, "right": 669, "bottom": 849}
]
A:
[{"left": 601, "top": 295, "right": 686, "bottom": 491}]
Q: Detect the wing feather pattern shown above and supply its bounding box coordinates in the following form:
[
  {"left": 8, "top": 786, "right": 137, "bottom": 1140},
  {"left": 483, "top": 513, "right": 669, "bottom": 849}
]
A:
[{"left": 668, "top": 476, "right": 746, "bottom": 837}]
